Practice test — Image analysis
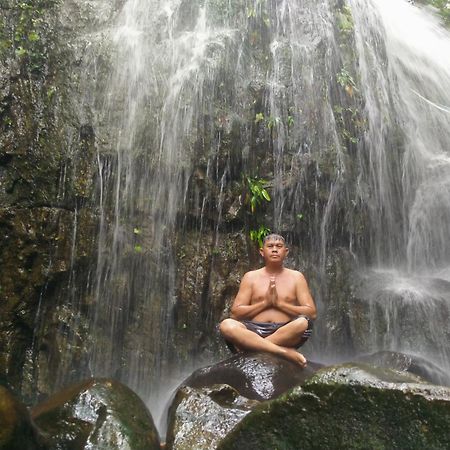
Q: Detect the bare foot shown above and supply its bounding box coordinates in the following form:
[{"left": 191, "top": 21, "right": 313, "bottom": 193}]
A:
[{"left": 279, "top": 347, "right": 307, "bottom": 368}]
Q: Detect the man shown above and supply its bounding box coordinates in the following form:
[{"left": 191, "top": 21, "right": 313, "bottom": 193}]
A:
[{"left": 219, "top": 234, "right": 317, "bottom": 367}]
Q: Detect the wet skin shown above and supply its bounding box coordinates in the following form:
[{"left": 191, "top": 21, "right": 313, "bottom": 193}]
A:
[{"left": 220, "top": 238, "right": 317, "bottom": 367}]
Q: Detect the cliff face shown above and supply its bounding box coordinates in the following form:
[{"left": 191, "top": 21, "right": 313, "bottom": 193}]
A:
[
  {"left": 1, "top": 0, "right": 449, "bottom": 405},
  {"left": 0, "top": 0, "right": 108, "bottom": 399}
]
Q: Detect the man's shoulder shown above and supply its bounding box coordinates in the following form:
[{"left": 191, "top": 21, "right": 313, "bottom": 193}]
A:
[
  {"left": 245, "top": 267, "right": 264, "bottom": 276},
  {"left": 242, "top": 268, "right": 264, "bottom": 280},
  {"left": 284, "top": 267, "right": 306, "bottom": 280}
]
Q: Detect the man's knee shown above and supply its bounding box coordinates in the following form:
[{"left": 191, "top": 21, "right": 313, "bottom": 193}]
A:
[
  {"left": 291, "top": 316, "right": 309, "bottom": 333},
  {"left": 219, "top": 318, "right": 239, "bottom": 337}
]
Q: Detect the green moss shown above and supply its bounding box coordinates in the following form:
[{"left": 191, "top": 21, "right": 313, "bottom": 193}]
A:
[
  {"left": 218, "top": 365, "right": 450, "bottom": 450},
  {"left": 423, "top": 0, "right": 450, "bottom": 25}
]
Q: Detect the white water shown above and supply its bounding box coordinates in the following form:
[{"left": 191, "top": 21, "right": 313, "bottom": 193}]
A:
[
  {"left": 349, "top": 0, "right": 450, "bottom": 371},
  {"left": 49, "top": 0, "right": 450, "bottom": 431}
]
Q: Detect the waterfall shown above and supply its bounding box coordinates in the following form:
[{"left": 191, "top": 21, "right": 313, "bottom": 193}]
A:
[
  {"left": 348, "top": 0, "right": 450, "bottom": 372},
  {"left": 48, "top": 0, "right": 450, "bottom": 417}
]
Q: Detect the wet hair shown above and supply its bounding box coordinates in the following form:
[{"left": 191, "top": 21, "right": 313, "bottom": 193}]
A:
[{"left": 263, "top": 233, "right": 285, "bottom": 244}]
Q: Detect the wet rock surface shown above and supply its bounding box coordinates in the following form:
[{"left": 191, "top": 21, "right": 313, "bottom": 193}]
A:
[
  {"left": 0, "top": 385, "right": 46, "bottom": 450},
  {"left": 217, "top": 362, "right": 450, "bottom": 450},
  {"left": 31, "top": 378, "right": 160, "bottom": 450},
  {"left": 354, "top": 350, "right": 450, "bottom": 387},
  {"left": 183, "top": 352, "right": 323, "bottom": 401},
  {"left": 165, "top": 384, "right": 258, "bottom": 450}
]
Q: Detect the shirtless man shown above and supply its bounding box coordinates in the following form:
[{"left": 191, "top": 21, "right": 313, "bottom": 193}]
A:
[{"left": 219, "top": 234, "right": 317, "bottom": 367}]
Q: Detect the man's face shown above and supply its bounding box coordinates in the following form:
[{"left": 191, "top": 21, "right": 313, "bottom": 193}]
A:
[{"left": 260, "top": 238, "right": 288, "bottom": 262}]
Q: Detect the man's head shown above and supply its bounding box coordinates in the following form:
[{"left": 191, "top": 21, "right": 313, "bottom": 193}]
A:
[
  {"left": 259, "top": 233, "right": 288, "bottom": 263},
  {"left": 262, "top": 234, "right": 285, "bottom": 246}
]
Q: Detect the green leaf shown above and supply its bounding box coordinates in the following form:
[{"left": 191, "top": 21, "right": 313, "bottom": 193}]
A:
[
  {"left": 28, "top": 32, "right": 39, "bottom": 42},
  {"left": 15, "top": 46, "right": 27, "bottom": 57},
  {"left": 261, "top": 189, "right": 271, "bottom": 201},
  {"left": 255, "top": 113, "right": 265, "bottom": 124}
]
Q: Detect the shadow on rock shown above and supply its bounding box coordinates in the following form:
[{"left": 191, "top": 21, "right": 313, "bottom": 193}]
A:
[{"left": 0, "top": 386, "right": 47, "bottom": 450}]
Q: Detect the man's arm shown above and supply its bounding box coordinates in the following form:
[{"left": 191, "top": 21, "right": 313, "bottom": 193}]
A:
[
  {"left": 274, "top": 272, "right": 317, "bottom": 319},
  {"left": 230, "top": 272, "right": 270, "bottom": 320}
]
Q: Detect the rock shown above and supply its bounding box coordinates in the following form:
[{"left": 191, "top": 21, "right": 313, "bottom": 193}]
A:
[
  {"left": 31, "top": 378, "right": 160, "bottom": 450},
  {"left": 165, "top": 384, "right": 259, "bottom": 450},
  {"left": 354, "top": 350, "right": 450, "bottom": 387},
  {"left": 183, "top": 352, "right": 323, "bottom": 401},
  {"left": 0, "top": 386, "right": 46, "bottom": 450},
  {"left": 217, "top": 363, "right": 450, "bottom": 450}
]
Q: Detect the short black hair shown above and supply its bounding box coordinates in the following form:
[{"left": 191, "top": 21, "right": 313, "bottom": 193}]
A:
[{"left": 263, "top": 233, "right": 285, "bottom": 244}]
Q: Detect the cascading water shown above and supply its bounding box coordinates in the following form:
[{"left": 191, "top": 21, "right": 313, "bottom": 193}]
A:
[
  {"left": 82, "top": 0, "right": 239, "bottom": 398},
  {"left": 49, "top": 0, "right": 450, "bottom": 429},
  {"left": 347, "top": 0, "right": 450, "bottom": 375}
]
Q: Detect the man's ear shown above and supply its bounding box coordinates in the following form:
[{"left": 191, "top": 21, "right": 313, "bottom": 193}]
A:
[
  {"left": 259, "top": 247, "right": 265, "bottom": 257},
  {"left": 285, "top": 247, "right": 289, "bottom": 255}
]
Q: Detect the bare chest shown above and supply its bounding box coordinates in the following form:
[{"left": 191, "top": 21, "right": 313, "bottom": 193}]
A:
[{"left": 251, "top": 277, "right": 297, "bottom": 304}]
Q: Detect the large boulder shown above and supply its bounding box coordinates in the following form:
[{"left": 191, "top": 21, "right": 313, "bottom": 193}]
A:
[
  {"left": 183, "top": 352, "right": 323, "bottom": 401},
  {"left": 217, "top": 363, "right": 450, "bottom": 450},
  {"left": 165, "top": 384, "right": 258, "bottom": 450},
  {"left": 0, "top": 386, "right": 46, "bottom": 450},
  {"left": 31, "top": 378, "right": 160, "bottom": 450}
]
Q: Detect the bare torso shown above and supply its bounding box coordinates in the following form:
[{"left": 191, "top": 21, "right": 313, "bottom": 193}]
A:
[{"left": 249, "top": 267, "right": 299, "bottom": 323}]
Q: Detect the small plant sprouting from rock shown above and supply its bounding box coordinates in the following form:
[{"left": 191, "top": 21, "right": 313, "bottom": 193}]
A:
[
  {"left": 250, "top": 225, "right": 271, "bottom": 248},
  {"left": 337, "top": 67, "right": 358, "bottom": 96},
  {"left": 246, "top": 176, "right": 271, "bottom": 214},
  {"left": 245, "top": 176, "right": 271, "bottom": 248}
]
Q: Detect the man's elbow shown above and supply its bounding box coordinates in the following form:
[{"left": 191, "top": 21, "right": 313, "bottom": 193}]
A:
[
  {"left": 231, "top": 305, "right": 246, "bottom": 320},
  {"left": 309, "top": 307, "right": 317, "bottom": 320}
]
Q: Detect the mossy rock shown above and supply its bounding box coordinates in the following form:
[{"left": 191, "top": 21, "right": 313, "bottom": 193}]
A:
[
  {"left": 217, "top": 363, "right": 450, "bottom": 449},
  {"left": 32, "top": 378, "right": 160, "bottom": 450},
  {"left": 0, "top": 386, "right": 46, "bottom": 450}
]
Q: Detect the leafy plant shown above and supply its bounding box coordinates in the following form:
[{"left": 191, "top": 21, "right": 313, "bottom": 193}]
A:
[
  {"left": 337, "top": 68, "right": 358, "bottom": 96},
  {"left": 250, "top": 225, "right": 271, "bottom": 248},
  {"left": 246, "top": 176, "right": 271, "bottom": 213},
  {"left": 266, "top": 115, "right": 280, "bottom": 130},
  {"left": 255, "top": 112, "right": 265, "bottom": 124},
  {"left": 338, "top": 5, "right": 354, "bottom": 34}
]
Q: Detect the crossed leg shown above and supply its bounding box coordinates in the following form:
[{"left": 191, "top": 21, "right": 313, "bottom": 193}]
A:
[{"left": 219, "top": 317, "right": 309, "bottom": 367}]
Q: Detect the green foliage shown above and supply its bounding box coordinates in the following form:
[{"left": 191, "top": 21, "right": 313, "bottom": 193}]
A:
[
  {"left": 337, "top": 67, "right": 358, "bottom": 97},
  {"left": 255, "top": 112, "right": 292, "bottom": 131},
  {"left": 246, "top": 176, "right": 271, "bottom": 214},
  {"left": 428, "top": 0, "right": 450, "bottom": 25},
  {"left": 338, "top": 5, "right": 354, "bottom": 34},
  {"left": 333, "top": 105, "right": 364, "bottom": 144},
  {"left": 12, "top": 0, "right": 51, "bottom": 72},
  {"left": 266, "top": 115, "right": 280, "bottom": 130},
  {"left": 254, "top": 112, "right": 265, "bottom": 124},
  {"left": 337, "top": 67, "right": 356, "bottom": 88},
  {"left": 249, "top": 225, "right": 271, "bottom": 248}
]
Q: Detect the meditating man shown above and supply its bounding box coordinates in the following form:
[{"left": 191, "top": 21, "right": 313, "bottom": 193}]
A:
[{"left": 219, "top": 234, "right": 317, "bottom": 367}]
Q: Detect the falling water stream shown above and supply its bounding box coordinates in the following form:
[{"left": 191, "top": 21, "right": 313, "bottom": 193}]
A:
[
  {"left": 51, "top": 0, "right": 450, "bottom": 433},
  {"left": 348, "top": 0, "right": 450, "bottom": 371}
]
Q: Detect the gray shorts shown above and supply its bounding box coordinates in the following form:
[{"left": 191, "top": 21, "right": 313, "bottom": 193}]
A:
[{"left": 225, "top": 315, "right": 313, "bottom": 353}]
